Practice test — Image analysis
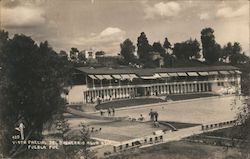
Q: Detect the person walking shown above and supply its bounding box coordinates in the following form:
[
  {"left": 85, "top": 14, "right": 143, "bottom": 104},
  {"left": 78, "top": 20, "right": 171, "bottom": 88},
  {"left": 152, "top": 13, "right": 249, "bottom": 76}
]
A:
[
  {"left": 149, "top": 109, "right": 154, "bottom": 121},
  {"left": 154, "top": 111, "right": 159, "bottom": 122}
]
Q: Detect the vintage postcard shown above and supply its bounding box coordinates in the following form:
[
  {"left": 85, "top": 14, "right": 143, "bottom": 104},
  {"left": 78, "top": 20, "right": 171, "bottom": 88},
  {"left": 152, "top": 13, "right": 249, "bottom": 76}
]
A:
[{"left": 0, "top": 0, "right": 249, "bottom": 159}]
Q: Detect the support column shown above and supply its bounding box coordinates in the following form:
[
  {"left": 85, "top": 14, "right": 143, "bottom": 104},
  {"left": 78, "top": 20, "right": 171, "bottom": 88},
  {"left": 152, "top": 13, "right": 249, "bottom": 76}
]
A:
[
  {"left": 92, "top": 90, "right": 95, "bottom": 100},
  {"left": 175, "top": 84, "right": 178, "bottom": 94},
  {"left": 184, "top": 84, "right": 187, "bottom": 93},
  {"left": 179, "top": 84, "right": 182, "bottom": 94},
  {"left": 117, "top": 88, "right": 120, "bottom": 99},
  {"left": 194, "top": 83, "right": 198, "bottom": 92},
  {"left": 93, "top": 79, "right": 95, "bottom": 88},
  {"left": 122, "top": 88, "right": 124, "bottom": 98},
  {"left": 206, "top": 83, "right": 209, "bottom": 92},
  {"left": 171, "top": 85, "right": 173, "bottom": 94}
]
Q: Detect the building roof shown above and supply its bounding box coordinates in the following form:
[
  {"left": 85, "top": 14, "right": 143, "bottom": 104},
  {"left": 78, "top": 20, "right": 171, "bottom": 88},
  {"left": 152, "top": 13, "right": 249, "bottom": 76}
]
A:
[{"left": 76, "top": 65, "right": 239, "bottom": 76}]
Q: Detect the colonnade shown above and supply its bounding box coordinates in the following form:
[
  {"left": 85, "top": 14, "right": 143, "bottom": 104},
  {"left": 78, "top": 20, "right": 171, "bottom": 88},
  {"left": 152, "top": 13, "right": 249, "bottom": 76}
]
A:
[
  {"left": 84, "top": 82, "right": 212, "bottom": 103},
  {"left": 145, "top": 82, "right": 212, "bottom": 96},
  {"left": 84, "top": 87, "right": 137, "bottom": 103}
]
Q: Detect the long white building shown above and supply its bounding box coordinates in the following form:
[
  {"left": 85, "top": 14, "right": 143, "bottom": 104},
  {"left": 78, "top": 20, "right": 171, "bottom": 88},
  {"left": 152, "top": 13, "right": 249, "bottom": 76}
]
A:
[{"left": 67, "top": 65, "right": 241, "bottom": 105}]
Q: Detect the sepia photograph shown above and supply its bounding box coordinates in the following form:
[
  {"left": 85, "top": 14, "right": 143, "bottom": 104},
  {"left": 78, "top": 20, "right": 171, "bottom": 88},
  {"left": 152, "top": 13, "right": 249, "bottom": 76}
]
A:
[{"left": 0, "top": 0, "right": 249, "bottom": 158}]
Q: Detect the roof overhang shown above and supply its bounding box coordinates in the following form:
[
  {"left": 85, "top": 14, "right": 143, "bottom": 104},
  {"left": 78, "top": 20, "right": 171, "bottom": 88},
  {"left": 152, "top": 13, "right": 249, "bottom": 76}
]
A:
[
  {"left": 88, "top": 75, "right": 97, "bottom": 79},
  {"left": 177, "top": 72, "right": 187, "bottom": 76},
  {"left": 198, "top": 72, "right": 209, "bottom": 76},
  {"left": 219, "top": 71, "right": 230, "bottom": 75},
  {"left": 168, "top": 73, "right": 178, "bottom": 77},
  {"left": 187, "top": 72, "right": 199, "bottom": 76},
  {"left": 208, "top": 71, "right": 219, "bottom": 75},
  {"left": 95, "top": 75, "right": 105, "bottom": 80}
]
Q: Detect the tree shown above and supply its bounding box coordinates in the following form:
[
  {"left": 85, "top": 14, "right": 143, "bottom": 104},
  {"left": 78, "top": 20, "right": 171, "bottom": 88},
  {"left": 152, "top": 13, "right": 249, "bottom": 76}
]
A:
[
  {"left": 173, "top": 39, "right": 201, "bottom": 60},
  {"left": 120, "top": 39, "right": 136, "bottom": 65},
  {"left": 229, "top": 43, "right": 249, "bottom": 65},
  {"left": 201, "top": 27, "right": 220, "bottom": 63},
  {"left": 0, "top": 33, "right": 69, "bottom": 158},
  {"left": 59, "top": 50, "right": 68, "bottom": 61},
  {"left": 63, "top": 122, "right": 96, "bottom": 159},
  {"left": 95, "top": 51, "right": 105, "bottom": 57},
  {"left": 59, "top": 50, "right": 67, "bottom": 57},
  {"left": 78, "top": 51, "right": 87, "bottom": 63},
  {"left": 221, "top": 42, "right": 249, "bottom": 65},
  {"left": 163, "top": 53, "right": 175, "bottom": 67},
  {"left": 137, "top": 32, "right": 152, "bottom": 64},
  {"left": 163, "top": 37, "right": 172, "bottom": 53},
  {"left": 0, "top": 30, "right": 8, "bottom": 50},
  {"left": 220, "top": 42, "right": 233, "bottom": 62},
  {"left": 70, "top": 47, "right": 79, "bottom": 62},
  {"left": 152, "top": 42, "right": 165, "bottom": 57}
]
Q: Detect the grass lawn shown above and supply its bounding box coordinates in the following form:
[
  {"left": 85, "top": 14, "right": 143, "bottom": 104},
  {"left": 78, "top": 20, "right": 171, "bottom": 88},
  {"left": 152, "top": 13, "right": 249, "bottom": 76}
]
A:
[
  {"left": 96, "top": 98, "right": 164, "bottom": 110},
  {"left": 167, "top": 93, "right": 219, "bottom": 101},
  {"left": 198, "top": 126, "right": 247, "bottom": 140},
  {"left": 96, "top": 93, "right": 218, "bottom": 110},
  {"left": 107, "top": 141, "right": 245, "bottom": 159}
]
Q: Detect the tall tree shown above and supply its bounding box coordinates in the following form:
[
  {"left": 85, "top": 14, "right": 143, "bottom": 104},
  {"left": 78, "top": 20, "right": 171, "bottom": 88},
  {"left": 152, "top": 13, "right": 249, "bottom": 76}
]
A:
[
  {"left": 221, "top": 42, "right": 233, "bottom": 62},
  {"left": 163, "top": 37, "right": 172, "bottom": 53},
  {"left": 137, "top": 32, "right": 152, "bottom": 64},
  {"left": 201, "top": 28, "right": 220, "bottom": 63},
  {"left": 152, "top": 42, "right": 166, "bottom": 57},
  {"left": 120, "top": 39, "right": 136, "bottom": 65},
  {"left": 229, "top": 42, "right": 249, "bottom": 65},
  {"left": 173, "top": 39, "right": 201, "bottom": 60},
  {"left": 0, "top": 33, "right": 69, "bottom": 157}
]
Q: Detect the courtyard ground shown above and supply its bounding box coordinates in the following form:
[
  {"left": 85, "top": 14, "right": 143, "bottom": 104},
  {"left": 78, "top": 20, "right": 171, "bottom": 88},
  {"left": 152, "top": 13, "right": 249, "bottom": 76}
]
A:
[
  {"left": 91, "top": 95, "right": 242, "bottom": 124},
  {"left": 66, "top": 95, "right": 243, "bottom": 144}
]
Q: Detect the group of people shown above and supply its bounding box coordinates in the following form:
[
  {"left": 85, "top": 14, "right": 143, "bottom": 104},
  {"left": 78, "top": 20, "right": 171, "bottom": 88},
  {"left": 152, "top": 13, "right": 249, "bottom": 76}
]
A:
[
  {"left": 100, "top": 107, "right": 115, "bottom": 116},
  {"left": 149, "top": 109, "right": 159, "bottom": 122}
]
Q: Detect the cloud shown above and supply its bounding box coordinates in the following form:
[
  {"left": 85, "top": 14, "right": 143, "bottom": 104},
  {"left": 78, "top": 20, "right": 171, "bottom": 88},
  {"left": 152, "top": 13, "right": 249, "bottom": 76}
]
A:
[
  {"left": 3, "top": 0, "right": 46, "bottom": 8},
  {"left": 100, "top": 27, "right": 124, "bottom": 37},
  {"left": 2, "top": 6, "right": 46, "bottom": 28},
  {"left": 70, "top": 27, "right": 126, "bottom": 54},
  {"left": 144, "top": 1, "right": 181, "bottom": 19},
  {"left": 199, "top": 13, "right": 210, "bottom": 20},
  {"left": 216, "top": 5, "right": 249, "bottom": 18}
]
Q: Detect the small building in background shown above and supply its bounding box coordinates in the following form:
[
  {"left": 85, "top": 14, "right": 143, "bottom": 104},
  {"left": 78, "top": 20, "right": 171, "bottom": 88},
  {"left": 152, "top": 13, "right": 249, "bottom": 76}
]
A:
[{"left": 83, "top": 48, "right": 95, "bottom": 59}]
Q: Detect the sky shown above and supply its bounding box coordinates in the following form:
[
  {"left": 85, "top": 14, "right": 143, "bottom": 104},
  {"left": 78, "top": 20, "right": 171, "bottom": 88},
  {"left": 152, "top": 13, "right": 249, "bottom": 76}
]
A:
[{"left": 1, "top": 0, "right": 249, "bottom": 56}]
